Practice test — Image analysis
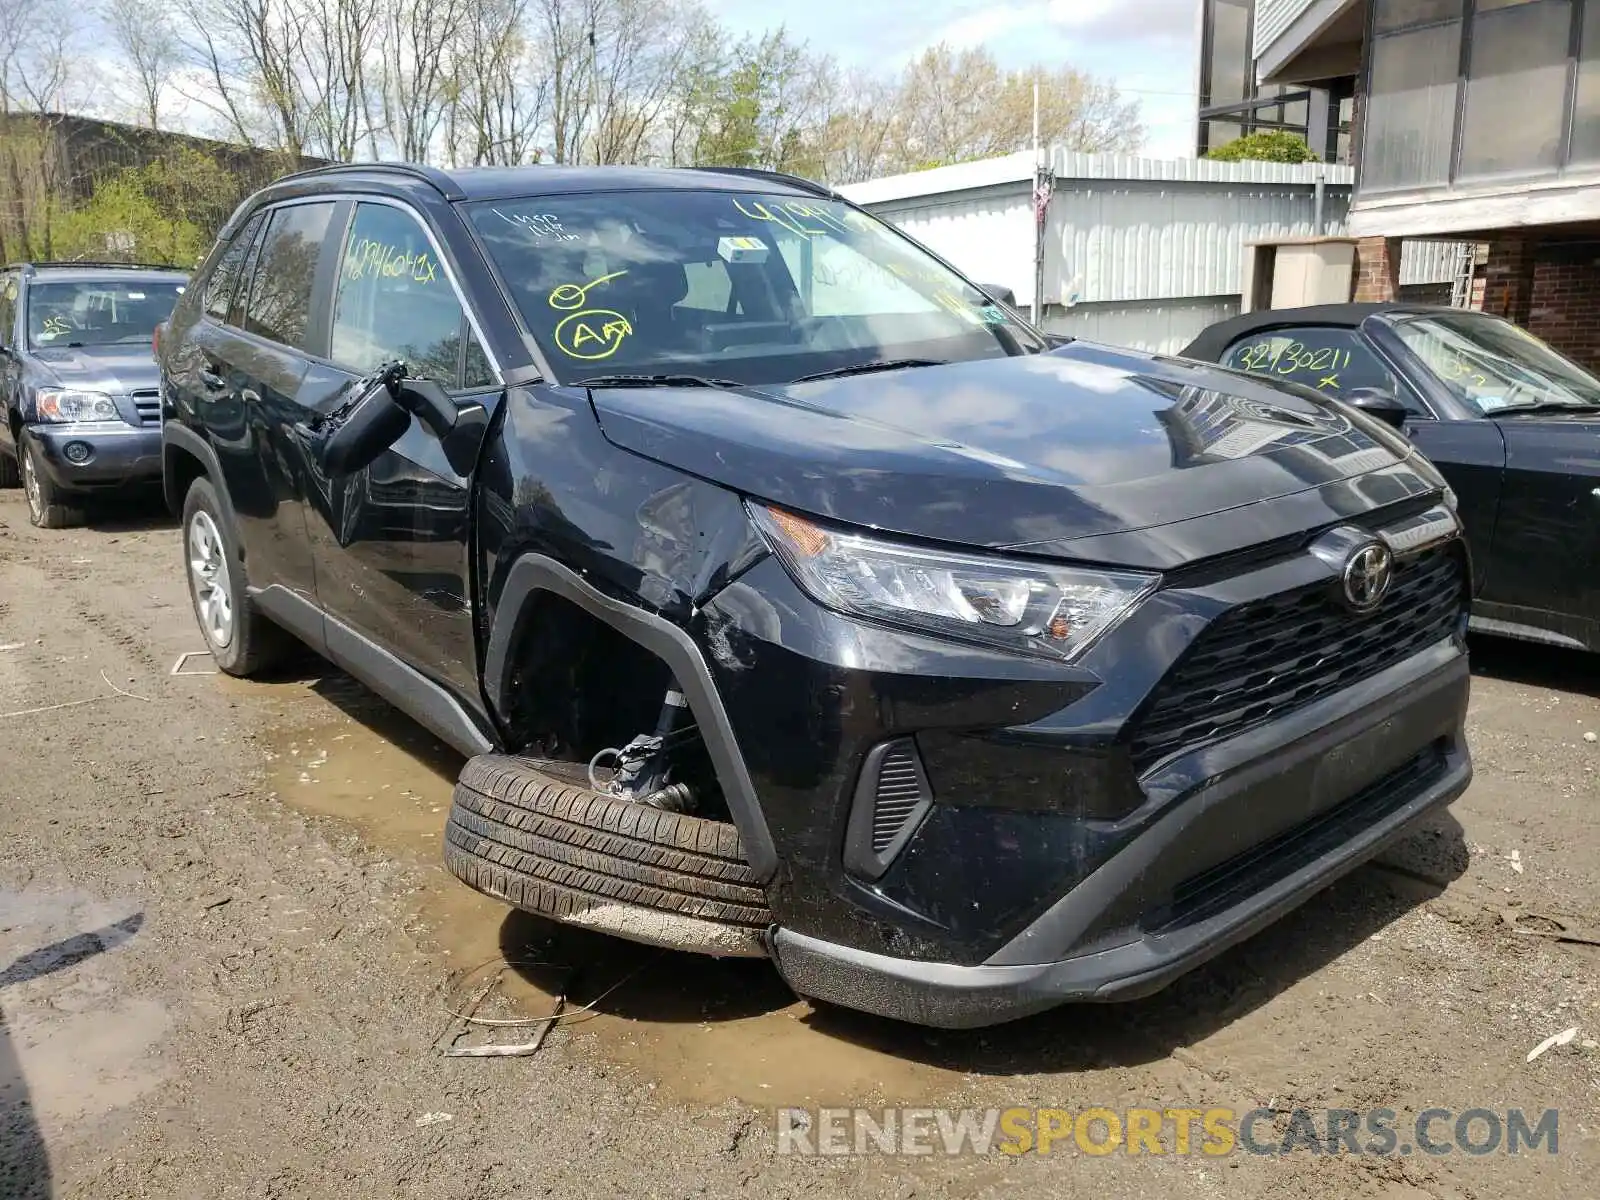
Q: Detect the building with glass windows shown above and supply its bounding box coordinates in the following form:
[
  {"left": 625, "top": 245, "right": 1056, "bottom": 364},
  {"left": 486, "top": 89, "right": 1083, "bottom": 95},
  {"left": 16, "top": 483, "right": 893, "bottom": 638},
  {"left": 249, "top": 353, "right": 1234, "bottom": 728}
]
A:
[
  {"left": 1239, "top": 0, "right": 1600, "bottom": 369},
  {"left": 1195, "top": 0, "right": 1355, "bottom": 161}
]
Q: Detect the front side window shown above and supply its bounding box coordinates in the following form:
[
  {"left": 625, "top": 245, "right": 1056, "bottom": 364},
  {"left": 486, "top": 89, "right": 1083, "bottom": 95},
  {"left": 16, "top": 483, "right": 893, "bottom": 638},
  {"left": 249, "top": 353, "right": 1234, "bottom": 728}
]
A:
[
  {"left": 1222, "top": 325, "right": 1413, "bottom": 404},
  {"left": 25, "top": 279, "right": 187, "bottom": 349},
  {"left": 465, "top": 190, "right": 1041, "bottom": 386},
  {"left": 244, "top": 202, "right": 336, "bottom": 350},
  {"left": 331, "top": 202, "right": 493, "bottom": 387},
  {"left": 1391, "top": 312, "right": 1600, "bottom": 413}
]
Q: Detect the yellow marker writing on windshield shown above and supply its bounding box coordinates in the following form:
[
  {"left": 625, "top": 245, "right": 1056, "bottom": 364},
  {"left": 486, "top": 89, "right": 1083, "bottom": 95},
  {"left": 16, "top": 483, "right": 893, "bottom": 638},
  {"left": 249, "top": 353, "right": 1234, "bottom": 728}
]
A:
[
  {"left": 554, "top": 309, "right": 632, "bottom": 360},
  {"left": 549, "top": 271, "right": 628, "bottom": 311}
]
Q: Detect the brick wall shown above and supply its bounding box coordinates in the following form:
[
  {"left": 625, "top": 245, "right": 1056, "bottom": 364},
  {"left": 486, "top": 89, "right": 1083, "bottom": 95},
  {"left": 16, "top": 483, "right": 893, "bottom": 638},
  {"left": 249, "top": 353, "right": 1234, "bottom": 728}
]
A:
[
  {"left": 1527, "top": 246, "right": 1600, "bottom": 373},
  {"left": 1353, "top": 236, "right": 1400, "bottom": 302}
]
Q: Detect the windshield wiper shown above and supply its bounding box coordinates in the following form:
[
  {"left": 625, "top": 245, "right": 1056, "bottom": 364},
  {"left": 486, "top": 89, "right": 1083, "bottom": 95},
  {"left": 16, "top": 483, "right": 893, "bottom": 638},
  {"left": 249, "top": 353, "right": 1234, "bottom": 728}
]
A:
[
  {"left": 790, "top": 358, "right": 945, "bottom": 383},
  {"left": 1491, "top": 401, "right": 1599, "bottom": 416},
  {"left": 575, "top": 373, "right": 741, "bottom": 389}
]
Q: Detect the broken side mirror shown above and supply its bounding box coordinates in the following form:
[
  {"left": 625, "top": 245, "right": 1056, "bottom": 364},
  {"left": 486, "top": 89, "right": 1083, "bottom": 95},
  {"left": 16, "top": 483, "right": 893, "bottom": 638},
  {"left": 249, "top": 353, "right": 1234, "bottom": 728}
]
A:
[
  {"left": 1344, "top": 387, "right": 1410, "bottom": 431},
  {"left": 321, "top": 363, "right": 411, "bottom": 476},
  {"left": 395, "top": 377, "right": 458, "bottom": 442}
]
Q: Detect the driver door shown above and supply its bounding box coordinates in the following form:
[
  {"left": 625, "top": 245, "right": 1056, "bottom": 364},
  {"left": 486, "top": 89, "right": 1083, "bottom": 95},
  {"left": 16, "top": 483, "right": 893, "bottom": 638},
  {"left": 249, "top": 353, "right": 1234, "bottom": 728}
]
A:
[{"left": 302, "top": 199, "right": 501, "bottom": 706}]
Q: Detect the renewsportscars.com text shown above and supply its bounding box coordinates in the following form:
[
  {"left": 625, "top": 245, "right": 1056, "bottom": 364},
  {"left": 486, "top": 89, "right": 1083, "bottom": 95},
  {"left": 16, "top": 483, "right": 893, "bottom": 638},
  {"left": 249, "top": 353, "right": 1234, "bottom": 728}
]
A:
[{"left": 775, "top": 1106, "right": 1560, "bottom": 1158}]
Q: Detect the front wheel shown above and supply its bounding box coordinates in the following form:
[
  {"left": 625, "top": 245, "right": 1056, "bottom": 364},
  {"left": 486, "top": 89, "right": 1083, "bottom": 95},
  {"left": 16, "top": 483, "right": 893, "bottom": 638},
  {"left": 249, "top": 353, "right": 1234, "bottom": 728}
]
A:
[
  {"left": 20, "top": 434, "right": 84, "bottom": 528},
  {"left": 182, "top": 476, "right": 287, "bottom": 676}
]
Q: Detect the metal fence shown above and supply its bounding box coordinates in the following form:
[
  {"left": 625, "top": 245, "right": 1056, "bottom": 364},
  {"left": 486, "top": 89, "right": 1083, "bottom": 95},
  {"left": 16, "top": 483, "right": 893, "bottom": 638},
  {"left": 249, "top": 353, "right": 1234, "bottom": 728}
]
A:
[{"left": 839, "top": 149, "right": 1465, "bottom": 354}]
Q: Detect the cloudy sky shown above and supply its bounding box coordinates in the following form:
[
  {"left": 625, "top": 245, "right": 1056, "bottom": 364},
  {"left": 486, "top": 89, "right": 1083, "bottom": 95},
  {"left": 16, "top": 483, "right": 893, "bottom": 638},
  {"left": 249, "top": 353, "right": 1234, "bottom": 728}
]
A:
[{"left": 710, "top": 0, "right": 1203, "bottom": 160}]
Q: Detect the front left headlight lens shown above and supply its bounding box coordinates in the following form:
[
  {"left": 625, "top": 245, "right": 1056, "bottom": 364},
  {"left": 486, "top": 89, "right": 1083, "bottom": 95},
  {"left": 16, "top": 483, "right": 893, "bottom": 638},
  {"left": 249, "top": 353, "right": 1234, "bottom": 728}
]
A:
[
  {"left": 749, "top": 504, "right": 1157, "bottom": 662},
  {"left": 36, "top": 389, "right": 118, "bottom": 422}
]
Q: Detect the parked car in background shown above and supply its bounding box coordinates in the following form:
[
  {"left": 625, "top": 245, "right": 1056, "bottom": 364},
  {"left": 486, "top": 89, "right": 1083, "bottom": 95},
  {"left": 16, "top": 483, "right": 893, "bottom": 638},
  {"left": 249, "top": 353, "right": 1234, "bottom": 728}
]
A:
[
  {"left": 1182, "top": 304, "right": 1600, "bottom": 654},
  {"left": 160, "top": 163, "right": 1470, "bottom": 1028},
  {"left": 0, "top": 262, "right": 189, "bottom": 527}
]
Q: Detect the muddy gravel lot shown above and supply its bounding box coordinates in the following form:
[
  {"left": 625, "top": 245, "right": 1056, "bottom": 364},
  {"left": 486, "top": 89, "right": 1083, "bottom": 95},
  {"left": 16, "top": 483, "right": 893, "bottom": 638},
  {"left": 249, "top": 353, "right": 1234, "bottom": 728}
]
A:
[{"left": 1, "top": 490, "right": 1597, "bottom": 1199}]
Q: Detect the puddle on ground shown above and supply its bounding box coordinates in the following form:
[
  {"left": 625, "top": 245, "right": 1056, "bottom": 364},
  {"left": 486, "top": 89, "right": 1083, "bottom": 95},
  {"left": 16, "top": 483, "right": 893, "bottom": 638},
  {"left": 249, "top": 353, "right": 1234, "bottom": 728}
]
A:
[
  {"left": 249, "top": 666, "right": 980, "bottom": 1107},
  {"left": 0, "top": 887, "right": 170, "bottom": 1133}
]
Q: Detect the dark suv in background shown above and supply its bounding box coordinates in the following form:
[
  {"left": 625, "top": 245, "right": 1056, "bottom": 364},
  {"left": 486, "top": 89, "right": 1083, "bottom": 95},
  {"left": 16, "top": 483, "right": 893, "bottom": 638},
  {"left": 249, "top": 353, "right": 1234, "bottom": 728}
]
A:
[
  {"left": 159, "top": 162, "right": 1472, "bottom": 1028},
  {"left": 0, "top": 262, "right": 189, "bottom": 526}
]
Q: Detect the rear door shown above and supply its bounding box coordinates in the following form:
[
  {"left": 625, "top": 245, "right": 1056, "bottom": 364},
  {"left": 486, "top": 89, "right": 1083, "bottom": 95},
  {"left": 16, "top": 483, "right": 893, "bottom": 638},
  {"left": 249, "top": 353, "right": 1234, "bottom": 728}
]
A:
[
  {"left": 300, "top": 198, "right": 501, "bottom": 704},
  {"left": 194, "top": 201, "right": 343, "bottom": 608}
]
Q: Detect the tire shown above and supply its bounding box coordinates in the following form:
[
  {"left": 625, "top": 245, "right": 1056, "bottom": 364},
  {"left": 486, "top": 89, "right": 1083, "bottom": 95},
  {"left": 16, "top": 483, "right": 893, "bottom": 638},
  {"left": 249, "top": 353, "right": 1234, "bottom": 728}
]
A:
[
  {"left": 0, "top": 445, "right": 18, "bottom": 488},
  {"left": 445, "top": 755, "right": 774, "bottom": 958},
  {"left": 19, "top": 433, "right": 84, "bottom": 528},
  {"left": 181, "top": 475, "right": 288, "bottom": 676}
]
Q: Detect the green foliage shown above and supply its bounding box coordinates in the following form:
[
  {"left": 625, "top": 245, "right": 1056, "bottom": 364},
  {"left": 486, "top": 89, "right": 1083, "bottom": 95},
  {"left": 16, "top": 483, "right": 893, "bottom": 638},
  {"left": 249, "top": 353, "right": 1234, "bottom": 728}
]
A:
[
  {"left": 54, "top": 150, "right": 230, "bottom": 267},
  {"left": 1204, "top": 130, "right": 1319, "bottom": 164}
]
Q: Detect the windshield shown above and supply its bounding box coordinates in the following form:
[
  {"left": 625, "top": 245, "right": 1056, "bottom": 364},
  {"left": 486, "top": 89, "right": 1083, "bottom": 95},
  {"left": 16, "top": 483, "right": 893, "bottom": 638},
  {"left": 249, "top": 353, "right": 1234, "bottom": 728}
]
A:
[
  {"left": 26, "top": 279, "right": 186, "bottom": 350},
  {"left": 1390, "top": 311, "right": 1600, "bottom": 413},
  {"left": 465, "top": 190, "right": 1042, "bottom": 385}
]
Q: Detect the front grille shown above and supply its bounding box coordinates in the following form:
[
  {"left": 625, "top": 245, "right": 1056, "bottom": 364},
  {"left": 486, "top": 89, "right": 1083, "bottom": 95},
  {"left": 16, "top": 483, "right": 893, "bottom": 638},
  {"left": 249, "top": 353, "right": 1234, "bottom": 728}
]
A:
[
  {"left": 872, "top": 744, "right": 929, "bottom": 853},
  {"left": 1149, "top": 741, "right": 1448, "bottom": 933},
  {"left": 1128, "top": 545, "right": 1466, "bottom": 773},
  {"left": 131, "top": 389, "right": 161, "bottom": 426}
]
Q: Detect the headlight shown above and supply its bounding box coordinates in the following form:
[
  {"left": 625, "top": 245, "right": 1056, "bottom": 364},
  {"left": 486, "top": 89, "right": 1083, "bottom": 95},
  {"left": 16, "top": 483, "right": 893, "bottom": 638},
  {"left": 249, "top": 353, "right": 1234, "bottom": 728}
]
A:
[
  {"left": 748, "top": 504, "right": 1157, "bottom": 661},
  {"left": 36, "top": 389, "right": 118, "bottom": 422}
]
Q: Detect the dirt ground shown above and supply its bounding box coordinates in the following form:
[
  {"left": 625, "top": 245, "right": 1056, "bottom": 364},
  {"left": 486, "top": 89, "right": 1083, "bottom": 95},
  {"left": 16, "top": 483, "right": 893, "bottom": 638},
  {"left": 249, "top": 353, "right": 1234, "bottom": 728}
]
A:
[{"left": 0, "top": 489, "right": 1596, "bottom": 1199}]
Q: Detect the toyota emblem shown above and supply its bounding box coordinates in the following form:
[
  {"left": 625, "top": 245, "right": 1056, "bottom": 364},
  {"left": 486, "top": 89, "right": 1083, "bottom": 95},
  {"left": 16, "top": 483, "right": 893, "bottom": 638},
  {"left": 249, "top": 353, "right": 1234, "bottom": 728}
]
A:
[{"left": 1342, "top": 541, "right": 1395, "bottom": 612}]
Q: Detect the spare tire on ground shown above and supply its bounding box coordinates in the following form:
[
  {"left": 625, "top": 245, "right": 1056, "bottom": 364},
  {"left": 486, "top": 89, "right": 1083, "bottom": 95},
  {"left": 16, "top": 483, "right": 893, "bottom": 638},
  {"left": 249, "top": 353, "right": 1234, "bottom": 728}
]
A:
[{"left": 444, "top": 754, "right": 773, "bottom": 957}]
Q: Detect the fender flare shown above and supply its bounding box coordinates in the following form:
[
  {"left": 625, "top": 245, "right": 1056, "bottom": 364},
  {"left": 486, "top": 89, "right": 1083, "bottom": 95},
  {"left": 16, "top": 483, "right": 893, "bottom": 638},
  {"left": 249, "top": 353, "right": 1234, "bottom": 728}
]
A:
[
  {"left": 483, "top": 554, "right": 778, "bottom": 883},
  {"left": 162, "top": 423, "right": 240, "bottom": 534}
]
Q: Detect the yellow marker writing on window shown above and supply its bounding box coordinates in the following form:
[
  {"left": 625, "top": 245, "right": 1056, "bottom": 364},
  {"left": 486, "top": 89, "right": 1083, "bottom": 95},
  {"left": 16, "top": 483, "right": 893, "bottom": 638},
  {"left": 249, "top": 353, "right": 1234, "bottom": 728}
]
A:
[
  {"left": 548, "top": 271, "right": 628, "bottom": 311},
  {"left": 553, "top": 309, "right": 632, "bottom": 360},
  {"left": 346, "top": 238, "right": 439, "bottom": 285}
]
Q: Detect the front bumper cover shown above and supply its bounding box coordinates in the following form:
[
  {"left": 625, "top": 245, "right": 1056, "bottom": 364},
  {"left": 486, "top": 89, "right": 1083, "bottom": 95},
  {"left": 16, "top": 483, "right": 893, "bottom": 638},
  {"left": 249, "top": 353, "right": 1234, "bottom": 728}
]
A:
[
  {"left": 28, "top": 421, "right": 162, "bottom": 488},
  {"left": 767, "top": 642, "right": 1471, "bottom": 1028}
]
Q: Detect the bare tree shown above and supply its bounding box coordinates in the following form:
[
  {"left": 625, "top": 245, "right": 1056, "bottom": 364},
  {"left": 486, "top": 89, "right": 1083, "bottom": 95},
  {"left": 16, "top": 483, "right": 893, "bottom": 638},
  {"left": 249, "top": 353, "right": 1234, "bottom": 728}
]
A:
[
  {"left": 376, "top": 0, "right": 468, "bottom": 161},
  {"left": 446, "top": 0, "right": 547, "bottom": 166},
  {"left": 174, "top": 0, "right": 312, "bottom": 154},
  {"left": 298, "top": 0, "right": 383, "bottom": 160},
  {"left": 104, "top": 0, "right": 185, "bottom": 128}
]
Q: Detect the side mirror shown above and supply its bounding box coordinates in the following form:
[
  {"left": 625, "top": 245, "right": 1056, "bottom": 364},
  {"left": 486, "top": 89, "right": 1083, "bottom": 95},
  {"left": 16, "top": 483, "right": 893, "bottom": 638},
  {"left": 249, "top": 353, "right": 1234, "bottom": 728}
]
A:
[
  {"left": 321, "top": 364, "right": 411, "bottom": 476},
  {"left": 395, "top": 378, "right": 457, "bottom": 441},
  {"left": 976, "top": 282, "right": 1017, "bottom": 308},
  {"left": 1344, "top": 387, "right": 1410, "bottom": 430}
]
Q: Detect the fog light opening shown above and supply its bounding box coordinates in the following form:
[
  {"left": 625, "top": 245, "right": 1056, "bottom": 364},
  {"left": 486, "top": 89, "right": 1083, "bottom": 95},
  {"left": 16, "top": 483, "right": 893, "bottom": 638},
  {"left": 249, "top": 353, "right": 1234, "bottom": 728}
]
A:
[{"left": 63, "top": 441, "right": 93, "bottom": 464}]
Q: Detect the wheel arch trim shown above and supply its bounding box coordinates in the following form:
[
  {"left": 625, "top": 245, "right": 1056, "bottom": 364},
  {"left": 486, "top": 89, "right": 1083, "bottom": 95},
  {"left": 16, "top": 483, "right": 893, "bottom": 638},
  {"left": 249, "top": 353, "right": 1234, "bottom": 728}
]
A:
[
  {"left": 162, "top": 423, "right": 239, "bottom": 533},
  {"left": 483, "top": 554, "right": 778, "bottom": 883}
]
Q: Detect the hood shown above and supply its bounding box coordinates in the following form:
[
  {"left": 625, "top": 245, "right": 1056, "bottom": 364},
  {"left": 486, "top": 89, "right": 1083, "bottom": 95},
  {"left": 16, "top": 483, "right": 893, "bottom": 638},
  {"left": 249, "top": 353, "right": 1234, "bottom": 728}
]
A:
[
  {"left": 588, "top": 342, "right": 1425, "bottom": 564},
  {"left": 30, "top": 344, "right": 160, "bottom": 394}
]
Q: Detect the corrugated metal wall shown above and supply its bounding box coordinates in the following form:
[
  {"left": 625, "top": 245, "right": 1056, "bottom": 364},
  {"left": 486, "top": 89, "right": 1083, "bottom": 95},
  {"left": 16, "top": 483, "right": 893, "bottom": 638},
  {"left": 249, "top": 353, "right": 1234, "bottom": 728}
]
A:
[{"left": 842, "top": 150, "right": 1467, "bottom": 355}]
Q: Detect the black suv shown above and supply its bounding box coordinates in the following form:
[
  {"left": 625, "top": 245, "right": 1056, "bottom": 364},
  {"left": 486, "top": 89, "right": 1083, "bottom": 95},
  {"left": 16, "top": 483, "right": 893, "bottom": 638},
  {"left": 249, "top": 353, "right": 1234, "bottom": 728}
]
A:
[
  {"left": 159, "top": 163, "right": 1473, "bottom": 1028},
  {"left": 0, "top": 262, "right": 189, "bottom": 526}
]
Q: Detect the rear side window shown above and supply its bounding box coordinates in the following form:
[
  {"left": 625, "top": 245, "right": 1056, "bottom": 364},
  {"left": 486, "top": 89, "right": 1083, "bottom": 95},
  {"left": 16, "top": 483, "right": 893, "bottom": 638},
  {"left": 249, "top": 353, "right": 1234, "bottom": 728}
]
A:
[
  {"left": 1223, "top": 326, "right": 1411, "bottom": 401},
  {"left": 203, "top": 213, "right": 264, "bottom": 321},
  {"left": 245, "top": 202, "right": 336, "bottom": 350},
  {"left": 330, "top": 202, "right": 493, "bottom": 387}
]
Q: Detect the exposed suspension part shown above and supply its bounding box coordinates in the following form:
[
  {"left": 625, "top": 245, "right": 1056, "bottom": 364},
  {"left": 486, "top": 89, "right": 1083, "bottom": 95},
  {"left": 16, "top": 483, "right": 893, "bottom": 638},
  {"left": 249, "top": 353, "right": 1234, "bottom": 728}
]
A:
[{"left": 587, "top": 685, "right": 697, "bottom": 812}]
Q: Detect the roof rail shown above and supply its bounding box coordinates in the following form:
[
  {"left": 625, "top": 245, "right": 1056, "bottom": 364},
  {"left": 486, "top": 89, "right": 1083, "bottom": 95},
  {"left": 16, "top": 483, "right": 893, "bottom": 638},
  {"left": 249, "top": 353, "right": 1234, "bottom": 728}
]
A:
[
  {"left": 275, "top": 161, "right": 467, "bottom": 201},
  {"left": 686, "top": 166, "right": 840, "bottom": 200},
  {"left": 9, "top": 260, "right": 189, "bottom": 273}
]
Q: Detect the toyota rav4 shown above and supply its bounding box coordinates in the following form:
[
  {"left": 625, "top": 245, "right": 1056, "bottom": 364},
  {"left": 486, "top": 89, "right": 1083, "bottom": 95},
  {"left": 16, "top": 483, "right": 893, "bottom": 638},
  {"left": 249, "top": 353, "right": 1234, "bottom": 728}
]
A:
[{"left": 158, "top": 162, "right": 1473, "bottom": 1028}]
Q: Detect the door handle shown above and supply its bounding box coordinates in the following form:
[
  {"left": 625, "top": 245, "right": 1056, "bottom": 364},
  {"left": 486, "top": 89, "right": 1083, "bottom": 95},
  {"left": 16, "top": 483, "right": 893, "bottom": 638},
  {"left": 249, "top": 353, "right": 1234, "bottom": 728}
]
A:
[{"left": 241, "top": 388, "right": 262, "bottom": 406}]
